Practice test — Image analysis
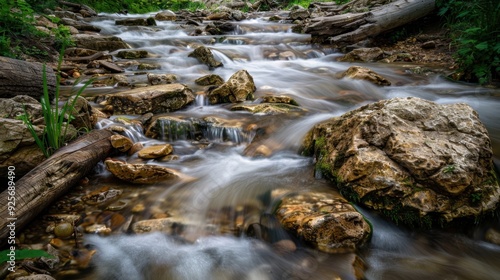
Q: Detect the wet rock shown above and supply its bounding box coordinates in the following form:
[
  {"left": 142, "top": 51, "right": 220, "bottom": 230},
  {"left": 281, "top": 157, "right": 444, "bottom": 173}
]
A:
[
  {"left": 155, "top": 10, "right": 176, "bottom": 21},
  {"left": 208, "top": 70, "right": 256, "bottom": 104},
  {"left": 98, "top": 60, "right": 125, "bottom": 73},
  {"left": 262, "top": 95, "right": 299, "bottom": 106},
  {"left": 131, "top": 218, "right": 193, "bottom": 234},
  {"left": 207, "top": 11, "right": 232, "bottom": 20},
  {"left": 188, "top": 46, "right": 223, "bottom": 68},
  {"left": 54, "top": 223, "right": 74, "bottom": 238},
  {"left": 0, "top": 95, "right": 42, "bottom": 121},
  {"left": 138, "top": 144, "right": 173, "bottom": 159},
  {"left": 81, "top": 186, "right": 122, "bottom": 205},
  {"left": 485, "top": 228, "right": 500, "bottom": 245},
  {"left": 276, "top": 191, "right": 371, "bottom": 253},
  {"left": 340, "top": 66, "right": 391, "bottom": 86},
  {"left": 110, "top": 135, "right": 134, "bottom": 152},
  {"left": 145, "top": 116, "right": 201, "bottom": 140},
  {"left": 137, "top": 63, "right": 162, "bottom": 70},
  {"left": 231, "top": 103, "right": 305, "bottom": 115},
  {"left": 115, "top": 17, "right": 156, "bottom": 26},
  {"left": 147, "top": 73, "right": 177, "bottom": 85},
  {"left": 100, "top": 74, "right": 129, "bottom": 87},
  {"left": 97, "top": 84, "right": 195, "bottom": 115},
  {"left": 195, "top": 74, "right": 224, "bottom": 86},
  {"left": 302, "top": 97, "right": 500, "bottom": 227},
  {"left": 117, "top": 50, "right": 149, "bottom": 59},
  {"left": 289, "top": 5, "right": 310, "bottom": 20},
  {"left": 85, "top": 224, "right": 112, "bottom": 234},
  {"left": 105, "top": 158, "right": 179, "bottom": 184},
  {"left": 0, "top": 117, "right": 45, "bottom": 178},
  {"left": 72, "top": 34, "right": 130, "bottom": 52},
  {"left": 338, "top": 47, "right": 384, "bottom": 62},
  {"left": 67, "top": 96, "right": 101, "bottom": 130},
  {"left": 128, "top": 142, "right": 144, "bottom": 155}
]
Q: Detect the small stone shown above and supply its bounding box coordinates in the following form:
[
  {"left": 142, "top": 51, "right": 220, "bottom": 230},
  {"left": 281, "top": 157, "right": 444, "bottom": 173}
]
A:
[
  {"left": 485, "top": 228, "right": 500, "bottom": 246},
  {"left": 131, "top": 203, "right": 146, "bottom": 213},
  {"left": 421, "top": 40, "right": 436, "bottom": 49},
  {"left": 104, "top": 159, "right": 180, "bottom": 184},
  {"left": 85, "top": 224, "right": 112, "bottom": 234},
  {"left": 128, "top": 142, "right": 144, "bottom": 155},
  {"left": 49, "top": 238, "right": 65, "bottom": 248},
  {"left": 54, "top": 223, "right": 74, "bottom": 238},
  {"left": 16, "top": 275, "right": 56, "bottom": 280},
  {"left": 110, "top": 134, "right": 134, "bottom": 152},
  {"left": 272, "top": 239, "right": 297, "bottom": 255},
  {"left": 138, "top": 144, "right": 173, "bottom": 159},
  {"left": 340, "top": 66, "right": 391, "bottom": 86}
]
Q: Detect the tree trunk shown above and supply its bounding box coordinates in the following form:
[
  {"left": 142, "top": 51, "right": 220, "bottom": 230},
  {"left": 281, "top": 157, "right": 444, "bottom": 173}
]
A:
[
  {"left": 305, "top": 0, "right": 435, "bottom": 45},
  {"left": 0, "top": 129, "right": 113, "bottom": 242},
  {"left": 0, "top": 57, "right": 57, "bottom": 101}
]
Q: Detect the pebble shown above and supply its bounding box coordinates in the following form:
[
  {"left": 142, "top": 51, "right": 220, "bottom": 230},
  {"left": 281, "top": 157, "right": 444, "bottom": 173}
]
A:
[{"left": 54, "top": 223, "right": 74, "bottom": 238}]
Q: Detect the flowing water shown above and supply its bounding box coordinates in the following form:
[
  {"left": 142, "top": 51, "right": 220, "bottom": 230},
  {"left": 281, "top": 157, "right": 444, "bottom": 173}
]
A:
[{"left": 68, "top": 11, "right": 500, "bottom": 279}]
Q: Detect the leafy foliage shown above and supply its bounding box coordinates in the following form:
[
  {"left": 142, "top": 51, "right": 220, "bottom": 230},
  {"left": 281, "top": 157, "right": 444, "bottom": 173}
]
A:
[
  {"left": 437, "top": 0, "right": 500, "bottom": 84},
  {"left": 20, "top": 51, "right": 93, "bottom": 157},
  {"left": 0, "top": 0, "right": 37, "bottom": 57}
]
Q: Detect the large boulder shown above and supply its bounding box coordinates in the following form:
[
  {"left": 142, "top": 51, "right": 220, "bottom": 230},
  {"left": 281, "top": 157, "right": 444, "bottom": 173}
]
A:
[
  {"left": 96, "top": 84, "right": 195, "bottom": 115},
  {"left": 207, "top": 70, "right": 256, "bottom": 104},
  {"left": 302, "top": 97, "right": 499, "bottom": 227},
  {"left": 276, "top": 191, "right": 371, "bottom": 253},
  {"left": 155, "top": 10, "right": 176, "bottom": 21}
]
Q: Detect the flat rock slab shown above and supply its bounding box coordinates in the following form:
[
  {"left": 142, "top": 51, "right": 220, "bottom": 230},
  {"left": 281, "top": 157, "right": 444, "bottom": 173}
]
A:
[
  {"left": 105, "top": 159, "right": 179, "bottom": 184},
  {"left": 99, "top": 84, "right": 195, "bottom": 115},
  {"left": 276, "top": 191, "right": 371, "bottom": 253}
]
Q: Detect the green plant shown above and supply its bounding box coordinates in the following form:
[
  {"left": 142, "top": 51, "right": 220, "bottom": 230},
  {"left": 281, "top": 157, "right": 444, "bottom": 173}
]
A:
[
  {"left": 437, "top": 0, "right": 500, "bottom": 84},
  {"left": 442, "top": 164, "right": 456, "bottom": 173},
  {"left": 20, "top": 51, "right": 93, "bottom": 158}
]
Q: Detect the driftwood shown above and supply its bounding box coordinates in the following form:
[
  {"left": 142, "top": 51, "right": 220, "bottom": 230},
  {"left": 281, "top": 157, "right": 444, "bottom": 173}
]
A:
[
  {"left": 57, "top": 0, "right": 97, "bottom": 17},
  {"left": 0, "top": 129, "right": 113, "bottom": 242},
  {"left": 0, "top": 57, "right": 57, "bottom": 101},
  {"left": 305, "top": 0, "right": 435, "bottom": 45}
]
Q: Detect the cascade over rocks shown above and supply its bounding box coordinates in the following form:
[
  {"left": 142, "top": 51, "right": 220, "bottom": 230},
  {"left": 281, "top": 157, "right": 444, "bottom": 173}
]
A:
[
  {"left": 188, "top": 46, "right": 223, "bottom": 68},
  {"left": 302, "top": 97, "right": 499, "bottom": 227},
  {"left": 207, "top": 70, "right": 256, "bottom": 104},
  {"left": 95, "top": 84, "right": 195, "bottom": 115},
  {"left": 275, "top": 191, "right": 371, "bottom": 253}
]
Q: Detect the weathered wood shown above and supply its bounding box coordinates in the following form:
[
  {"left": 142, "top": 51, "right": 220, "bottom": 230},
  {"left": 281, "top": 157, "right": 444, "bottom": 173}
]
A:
[
  {"left": 0, "top": 129, "right": 113, "bottom": 242},
  {"left": 305, "top": 0, "right": 435, "bottom": 45},
  {"left": 0, "top": 57, "right": 56, "bottom": 101},
  {"left": 57, "top": 0, "right": 97, "bottom": 17}
]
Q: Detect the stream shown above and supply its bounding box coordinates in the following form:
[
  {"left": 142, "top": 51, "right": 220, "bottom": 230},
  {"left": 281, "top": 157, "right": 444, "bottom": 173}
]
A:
[{"left": 56, "top": 11, "right": 500, "bottom": 279}]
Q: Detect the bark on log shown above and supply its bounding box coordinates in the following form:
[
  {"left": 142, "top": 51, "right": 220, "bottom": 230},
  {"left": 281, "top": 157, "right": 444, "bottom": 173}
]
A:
[
  {"left": 0, "top": 129, "right": 113, "bottom": 242},
  {"left": 0, "top": 57, "right": 57, "bottom": 101},
  {"left": 305, "top": 0, "right": 435, "bottom": 45}
]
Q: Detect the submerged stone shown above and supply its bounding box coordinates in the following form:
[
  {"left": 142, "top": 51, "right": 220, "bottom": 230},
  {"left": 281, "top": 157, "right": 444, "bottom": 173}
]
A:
[{"left": 302, "top": 97, "right": 500, "bottom": 227}]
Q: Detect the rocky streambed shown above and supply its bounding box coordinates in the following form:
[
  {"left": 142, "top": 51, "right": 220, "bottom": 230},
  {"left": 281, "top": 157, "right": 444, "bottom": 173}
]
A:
[{"left": 1, "top": 3, "right": 500, "bottom": 280}]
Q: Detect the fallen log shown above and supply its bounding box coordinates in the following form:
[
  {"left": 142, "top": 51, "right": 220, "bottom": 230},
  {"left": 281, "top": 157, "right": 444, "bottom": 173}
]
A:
[
  {"left": 0, "top": 129, "right": 113, "bottom": 242},
  {"left": 305, "top": 0, "right": 435, "bottom": 45},
  {"left": 0, "top": 57, "right": 57, "bottom": 101}
]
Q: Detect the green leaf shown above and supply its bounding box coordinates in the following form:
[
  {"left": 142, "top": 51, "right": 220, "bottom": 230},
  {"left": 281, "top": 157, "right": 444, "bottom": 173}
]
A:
[
  {"left": 475, "top": 41, "right": 489, "bottom": 50},
  {"left": 0, "top": 249, "right": 55, "bottom": 263}
]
